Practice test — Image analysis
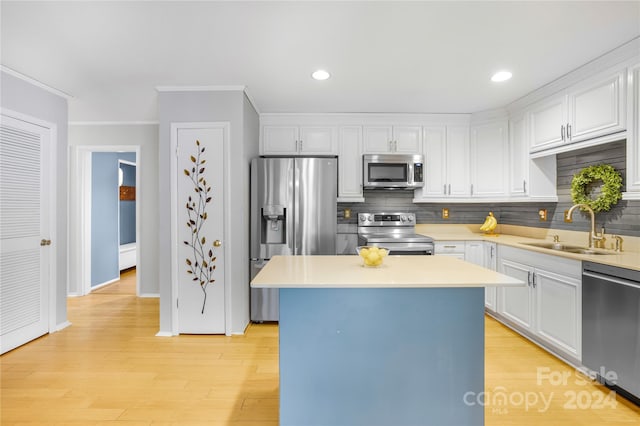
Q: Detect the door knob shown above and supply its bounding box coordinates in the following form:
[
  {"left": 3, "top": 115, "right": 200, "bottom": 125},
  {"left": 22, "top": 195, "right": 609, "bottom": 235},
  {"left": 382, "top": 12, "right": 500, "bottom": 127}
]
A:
[
  {"left": 40, "top": 239, "right": 52, "bottom": 246},
  {"left": 213, "top": 240, "right": 222, "bottom": 247}
]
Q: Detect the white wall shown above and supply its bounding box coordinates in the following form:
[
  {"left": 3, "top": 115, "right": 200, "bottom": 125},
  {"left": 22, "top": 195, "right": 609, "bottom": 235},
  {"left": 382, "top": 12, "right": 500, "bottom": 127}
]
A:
[
  {"left": 68, "top": 124, "right": 160, "bottom": 296},
  {"left": 0, "top": 70, "right": 69, "bottom": 328},
  {"left": 158, "top": 90, "right": 259, "bottom": 335}
]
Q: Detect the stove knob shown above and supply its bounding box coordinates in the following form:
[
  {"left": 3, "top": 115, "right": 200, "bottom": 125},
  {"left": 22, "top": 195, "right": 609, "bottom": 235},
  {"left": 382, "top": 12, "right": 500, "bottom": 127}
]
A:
[
  {"left": 407, "top": 216, "right": 414, "bottom": 222},
  {"left": 367, "top": 215, "right": 373, "bottom": 222},
  {"left": 401, "top": 215, "right": 407, "bottom": 222},
  {"left": 359, "top": 214, "right": 367, "bottom": 222}
]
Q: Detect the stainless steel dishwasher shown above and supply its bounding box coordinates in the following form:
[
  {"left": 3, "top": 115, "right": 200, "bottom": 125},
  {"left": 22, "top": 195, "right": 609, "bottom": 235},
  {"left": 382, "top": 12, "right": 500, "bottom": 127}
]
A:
[{"left": 582, "top": 261, "right": 640, "bottom": 405}]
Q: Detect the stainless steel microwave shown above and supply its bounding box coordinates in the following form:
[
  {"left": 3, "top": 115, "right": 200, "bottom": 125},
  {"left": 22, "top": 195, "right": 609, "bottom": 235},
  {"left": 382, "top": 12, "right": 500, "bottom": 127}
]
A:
[{"left": 363, "top": 154, "right": 424, "bottom": 189}]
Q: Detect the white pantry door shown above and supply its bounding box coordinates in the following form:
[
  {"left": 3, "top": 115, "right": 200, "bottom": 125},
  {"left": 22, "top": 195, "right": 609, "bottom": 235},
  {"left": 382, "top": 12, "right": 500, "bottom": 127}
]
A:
[
  {"left": 0, "top": 114, "right": 51, "bottom": 354},
  {"left": 176, "top": 126, "right": 226, "bottom": 333}
]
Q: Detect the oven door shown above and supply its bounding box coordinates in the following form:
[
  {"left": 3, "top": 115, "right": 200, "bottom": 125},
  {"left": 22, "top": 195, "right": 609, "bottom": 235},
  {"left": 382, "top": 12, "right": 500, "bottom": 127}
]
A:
[{"left": 364, "top": 162, "right": 410, "bottom": 189}]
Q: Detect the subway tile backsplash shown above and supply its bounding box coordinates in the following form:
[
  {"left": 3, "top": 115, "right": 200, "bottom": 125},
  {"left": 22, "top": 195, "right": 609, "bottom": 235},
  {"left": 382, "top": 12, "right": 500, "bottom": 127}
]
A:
[{"left": 338, "top": 140, "right": 639, "bottom": 237}]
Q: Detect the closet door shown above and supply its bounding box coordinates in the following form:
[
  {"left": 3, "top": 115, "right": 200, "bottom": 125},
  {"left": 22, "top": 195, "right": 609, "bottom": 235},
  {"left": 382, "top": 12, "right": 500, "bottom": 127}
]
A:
[{"left": 1, "top": 114, "right": 52, "bottom": 354}]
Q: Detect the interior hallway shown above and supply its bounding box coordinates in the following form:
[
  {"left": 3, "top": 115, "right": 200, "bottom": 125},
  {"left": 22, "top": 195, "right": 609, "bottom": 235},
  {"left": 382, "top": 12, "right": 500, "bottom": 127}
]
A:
[{"left": 1, "top": 271, "right": 638, "bottom": 425}]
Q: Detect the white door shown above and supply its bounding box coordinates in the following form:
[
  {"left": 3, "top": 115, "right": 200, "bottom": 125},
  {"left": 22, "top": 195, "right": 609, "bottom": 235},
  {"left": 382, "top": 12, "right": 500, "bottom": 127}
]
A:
[
  {"left": 529, "top": 95, "right": 567, "bottom": 151},
  {"left": 176, "top": 126, "right": 226, "bottom": 333},
  {"left": 299, "top": 127, "right": 336, "bottom": 154},
  {"left": 498, "top": 259, "right": 533, "bottom": 331},
  {"left": 0, "top": 114, "right": 52, "bottom": 354},
  {"left": 363, "top": 126, "right": 393, "bottom": 153},
  {"left": 470, "top": 121, "right": 508, "bottom": 197},
  {"left": 337, "top": 126, "right": 363, "bottom": 200},
  {"left": 262, "top": 126, "right": 298, "bottom": 155},
  {"left": 421, "top": 126, "right": 447, "bottom": 198},
  {"left": 445, "top": 125, "right": 470, "bottom": 197},
  {"left": 393, "top": 126, "right": 422, "bottom": 153}
]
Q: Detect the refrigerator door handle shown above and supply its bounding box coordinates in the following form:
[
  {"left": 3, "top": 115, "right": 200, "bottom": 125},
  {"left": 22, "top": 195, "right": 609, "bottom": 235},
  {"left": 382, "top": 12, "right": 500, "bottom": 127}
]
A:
[{"left": 291, "top": 160, "right": 299, "bottom": 255}]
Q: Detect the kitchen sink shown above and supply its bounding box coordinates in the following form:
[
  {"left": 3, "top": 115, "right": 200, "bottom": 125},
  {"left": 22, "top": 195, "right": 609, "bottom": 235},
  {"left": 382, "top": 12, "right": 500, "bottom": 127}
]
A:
[{"left": 521, "top": 242, "right": 614, "bottom": 255}]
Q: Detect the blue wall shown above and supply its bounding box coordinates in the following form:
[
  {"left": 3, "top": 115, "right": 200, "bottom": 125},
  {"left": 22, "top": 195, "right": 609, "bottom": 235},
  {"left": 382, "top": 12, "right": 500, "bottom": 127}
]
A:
[
  {"left": 119, "top": 163, "right": 136, "bottom": 245},
  {"left": 91, "top": 152, "right": 136, "bottom": 286}
]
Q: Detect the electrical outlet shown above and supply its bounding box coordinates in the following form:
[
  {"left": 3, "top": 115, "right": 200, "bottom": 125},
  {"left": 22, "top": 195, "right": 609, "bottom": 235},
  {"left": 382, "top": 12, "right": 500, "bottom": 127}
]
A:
[
  {"left": 344, "top": 208, "right": 351, "bottom": 219},
  {"left": 442, "top": 208, "right": 449, "bottom": 219},
  {"left": 538, "top": 209, "right": 547, "bottom": 221}
]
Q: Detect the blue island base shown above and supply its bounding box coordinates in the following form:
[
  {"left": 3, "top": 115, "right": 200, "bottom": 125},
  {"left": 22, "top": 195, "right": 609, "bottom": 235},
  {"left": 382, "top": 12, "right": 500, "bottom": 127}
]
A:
[{"left": 279, "top": 287, "right": 485, "bottom": 426}]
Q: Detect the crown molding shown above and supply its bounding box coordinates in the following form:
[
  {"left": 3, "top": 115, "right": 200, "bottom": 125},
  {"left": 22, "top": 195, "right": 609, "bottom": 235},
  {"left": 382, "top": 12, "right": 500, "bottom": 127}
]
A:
[
  {"left": 155, "top": 84, "right": 260, "bottom": 114},
  {"left": 69, "top": 121, "right": 159, "bottom": 126},
  {"left": 1, "top": 65, "right": 73, "bottom": 100}
]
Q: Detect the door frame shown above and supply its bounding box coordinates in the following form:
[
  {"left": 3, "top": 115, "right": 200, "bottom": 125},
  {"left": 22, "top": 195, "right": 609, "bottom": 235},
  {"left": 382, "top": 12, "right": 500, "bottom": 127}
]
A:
[
  {"left": 170, "top": 122, "right": 231, "bottom": 336},
  {"left": 69, "top": 145, "right": 141, "bottom": 296},
  {"left": 0, "top": 107, "right": 57, "bottom": 336}
]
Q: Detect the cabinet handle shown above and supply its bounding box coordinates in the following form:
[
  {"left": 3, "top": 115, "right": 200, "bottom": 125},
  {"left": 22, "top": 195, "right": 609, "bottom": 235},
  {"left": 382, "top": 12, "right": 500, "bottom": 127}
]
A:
[
  {"left": 567, "top": 124, "right": 571, "bottom": 140},
  {"left": 523, "top": 180, "right": 527, "bottom": 193},
  {"left": 490, "top": 246, "right": 494, "bottom": 258},
  {"left": 444, "top": 184, "right": 447, "bottom": 195},
  {"left": 561, "top": 125, "right": 565, "bottom": 141},
  {"left": 532, "top": 272, "right": 537, "bottom": 288},
  {"left": 470, "top": 184, "right": 474, "bottom": 196},
  {"left": 389, "top": 140, "right": 393, "bottom": 152},
  {"left": 443, "top": 245, "right": 457, "bottom": 248},
  {"left": 527, "top": 271, "right": 532, "bottom": 286},
  {"left": 394, "top": 140, "right": 398, "bottom": 151},
  {"left": 448, "top": 184, "right": 451, "bottom": 195},
  {"left": 299, "top": 140, "right": 303, "bottom": 152}
]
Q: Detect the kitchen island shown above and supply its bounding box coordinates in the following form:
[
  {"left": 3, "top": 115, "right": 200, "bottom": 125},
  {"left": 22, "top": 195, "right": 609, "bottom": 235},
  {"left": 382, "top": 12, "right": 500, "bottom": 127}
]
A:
[{"left": 251, "top": 255, "right": 524, "bottom": 426}]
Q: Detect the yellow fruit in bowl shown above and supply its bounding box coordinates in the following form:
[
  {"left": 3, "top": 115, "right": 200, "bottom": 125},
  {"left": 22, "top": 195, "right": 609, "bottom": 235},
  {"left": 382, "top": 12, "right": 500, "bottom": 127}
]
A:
[{"left": 357, "top": 246, "right": 387, "bottom": 267}]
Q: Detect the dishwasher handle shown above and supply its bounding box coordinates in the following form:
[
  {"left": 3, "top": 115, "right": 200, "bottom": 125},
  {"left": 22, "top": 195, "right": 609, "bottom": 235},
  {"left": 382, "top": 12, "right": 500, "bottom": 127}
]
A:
[{"left": 583, "top": 271, "right": 640, "bottom": 290}]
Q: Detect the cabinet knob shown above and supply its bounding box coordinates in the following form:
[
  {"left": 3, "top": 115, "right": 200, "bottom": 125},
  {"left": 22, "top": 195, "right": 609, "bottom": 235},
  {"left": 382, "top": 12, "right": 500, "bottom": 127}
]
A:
[
  {"left": 213, "top": 240, "right": 222, "bottom": 247},
  {"left": 40, "top": 239, "right": 52, "bottom": 246}
]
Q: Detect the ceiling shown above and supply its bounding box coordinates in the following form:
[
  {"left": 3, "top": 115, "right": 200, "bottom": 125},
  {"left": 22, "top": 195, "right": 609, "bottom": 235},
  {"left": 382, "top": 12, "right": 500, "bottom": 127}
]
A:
[{"left": 2, "top": 1, "right": 639, "bottom": 122}]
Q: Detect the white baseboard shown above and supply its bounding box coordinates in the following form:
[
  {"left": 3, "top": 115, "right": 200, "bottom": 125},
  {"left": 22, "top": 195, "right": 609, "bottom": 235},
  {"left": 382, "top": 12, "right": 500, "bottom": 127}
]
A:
[
  {"left": 90, "top": 277, "right": 119, "bottom": 291},
  {"left": 155, "top": 331, "right": 173, "bottom": 337},
  {"left": 54, "top": 321, "right": 72, "bottom": 332},
  {"left": 138, "top": 293, "right": 160, "bottom": 298}
]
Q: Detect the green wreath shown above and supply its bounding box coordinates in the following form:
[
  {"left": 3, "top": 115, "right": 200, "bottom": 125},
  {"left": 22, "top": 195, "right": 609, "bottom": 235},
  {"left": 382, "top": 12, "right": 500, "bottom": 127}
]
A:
[{"left": 570, "top": 164, "right": 622, "bottom": 212}]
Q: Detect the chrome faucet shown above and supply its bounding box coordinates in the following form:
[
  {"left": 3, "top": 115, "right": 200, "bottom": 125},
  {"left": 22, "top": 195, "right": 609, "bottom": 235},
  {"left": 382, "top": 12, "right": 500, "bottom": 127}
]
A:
[{"left": 566, "top": 204, "right": 604, "bottom": 249}]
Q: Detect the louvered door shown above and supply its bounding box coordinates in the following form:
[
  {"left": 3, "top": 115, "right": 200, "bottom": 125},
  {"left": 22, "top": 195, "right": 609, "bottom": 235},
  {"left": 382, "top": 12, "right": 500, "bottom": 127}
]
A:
[{"left": 1, "top": 114, "right": 51, "bottom": 354}]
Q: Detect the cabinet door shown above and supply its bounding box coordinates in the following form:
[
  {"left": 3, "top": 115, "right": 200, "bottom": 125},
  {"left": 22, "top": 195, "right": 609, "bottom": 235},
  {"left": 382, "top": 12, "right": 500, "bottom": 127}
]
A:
[
  {"left": 464, "top": 241, "right": 484, "bottom": 266},
  {"left": 420, "top": 126, "right": 447, "bottom": 198},
  {"left": 363, "top": 126, "right": 393, "bottom": 153},
  {"left": 498, "top": 259, "right": 533, "bottom": 331},
  {"left": 338, "top": 126, "right": 363, "bottom": 201},
  {"left": 568, "top": 70, "right": 625, "bottom": 143},
  {"left": 509, "top": 113, "right": 529, "bottom": 196},
  {"left": 628, "top": 63, "right": 640, "bottom": 194},
  {"left": 262, "top": 126, "right": 299, "bottom": 154},
  {"left": 393, "top": 126, "right": 422, "bottom": 153},
  {"left": 470, "top": 120, "right": 508, "bottom": 197},
  {"left": 534, "top": 269, "right": 581, "bottom": 359},
  {"left": 446, "top": 125, "right": 470, "bottom": 197},
  {"left": 529, "top": 95, "right": 567, "bottom": 152},
  {"left": 299, "top": 127, "right": 336, "bottom": 155}
]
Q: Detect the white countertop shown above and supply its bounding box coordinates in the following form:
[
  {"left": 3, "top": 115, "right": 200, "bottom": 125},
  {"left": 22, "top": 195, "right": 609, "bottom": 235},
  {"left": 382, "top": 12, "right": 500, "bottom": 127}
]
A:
[{"left": 250, "top": 255, "right": 525, "bottom": 288}]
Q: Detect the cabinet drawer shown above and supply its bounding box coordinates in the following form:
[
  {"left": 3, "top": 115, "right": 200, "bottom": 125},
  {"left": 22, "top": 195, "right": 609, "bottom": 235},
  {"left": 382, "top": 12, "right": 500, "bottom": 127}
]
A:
[{"left": 434, "top": 241, "right": 465, "bottom": 254}]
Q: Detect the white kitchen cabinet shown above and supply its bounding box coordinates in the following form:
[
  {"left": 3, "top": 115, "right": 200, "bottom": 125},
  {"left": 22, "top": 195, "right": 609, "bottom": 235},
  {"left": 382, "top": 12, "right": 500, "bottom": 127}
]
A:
[
  {"left": 262, "top": 125, "right": 337, "bottom": 155},
  {"left": 508, "top": 112, "right": 529, "bottom": 197},
  {"left": 470, "top": 120, "right": 508, "bottom": 197},
  {"left": 529, "top": 68, "right": 626, "bottom": 154},
  {"left": 434, "top": 241, "right": 465, "bottom": 259},
  {"left": 338, "top": 126, "right": 364, "bottom": 202},
  {"left": 626, "top": 62, "right": 640, "bottom": 197},
  {"left": 417, "top": 125, "right": 469, "bottom": 199},
  {"left": 465, "top": 241, "right": 498, "bottom": 311},
  {"left": 363, "top": 125, "right": 422, "bottom": 154},
  {"left": 497, "top": 246, "right": 582, "bottom": 360}
]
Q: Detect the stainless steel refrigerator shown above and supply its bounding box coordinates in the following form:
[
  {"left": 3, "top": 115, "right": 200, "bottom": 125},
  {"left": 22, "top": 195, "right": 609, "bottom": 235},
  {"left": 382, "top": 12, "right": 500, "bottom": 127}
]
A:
[{"left": 250, "top": 157, "right": 337, "bottom": 321}]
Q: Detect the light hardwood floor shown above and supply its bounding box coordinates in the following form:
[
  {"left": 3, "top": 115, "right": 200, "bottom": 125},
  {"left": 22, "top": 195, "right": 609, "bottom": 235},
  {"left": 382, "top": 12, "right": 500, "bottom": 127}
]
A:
[{"left": 1, "top": 269, "right": 639, "bottom": 425}]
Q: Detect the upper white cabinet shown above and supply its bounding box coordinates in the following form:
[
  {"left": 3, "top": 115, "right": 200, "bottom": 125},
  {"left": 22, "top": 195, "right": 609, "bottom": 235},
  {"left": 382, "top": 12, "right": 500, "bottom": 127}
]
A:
[
  {"left": 626, "top": 62, "right": 640, "bottom": 197},
  {"left": 338, "top": 126, "right": 364, "bottom": 202},
  {"left": 363, "top": 125, "right": 422, "bottom": 154},
  {"left": 416, "top": 125, "right": 469, "bottom": 200},
  {"left": 262, "top": 125, "right": 337, "bottom": 155},
  {"left": 469, "top": 120, "right": 509, "bottom": 197},
  {"left": 529, "top": 68, "right": 626, "bottom": 154},
  {"left": 508, "top": 112, "right": 529, "bottom": 197}
]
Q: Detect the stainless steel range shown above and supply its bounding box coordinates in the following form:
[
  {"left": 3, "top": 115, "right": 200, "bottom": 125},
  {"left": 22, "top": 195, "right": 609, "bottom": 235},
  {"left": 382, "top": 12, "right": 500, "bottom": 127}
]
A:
[{"left": 357, "top": 212, "right": 434, "bottom": 255}]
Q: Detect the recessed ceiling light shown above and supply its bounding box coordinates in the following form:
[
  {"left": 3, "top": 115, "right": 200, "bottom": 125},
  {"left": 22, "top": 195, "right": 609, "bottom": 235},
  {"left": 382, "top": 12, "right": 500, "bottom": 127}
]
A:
[
  {"left": 311, "top": 70, "right": 331, "bottom": 81},
  {"left": 491, "top": 71, "right": 512, "bottom": 82}
]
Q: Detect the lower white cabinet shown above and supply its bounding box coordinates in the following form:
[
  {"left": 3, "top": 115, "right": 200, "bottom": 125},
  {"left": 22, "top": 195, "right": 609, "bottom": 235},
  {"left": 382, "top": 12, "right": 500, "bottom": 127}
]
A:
[
  {"left": 497, "top": 246, "right": 582, "bottom": 361},
  {"left": 464, "top": 241, "right": 497, "bottom": 311},
  {"left": 434, "top": 241, "right": 465, "bottom": 259}
]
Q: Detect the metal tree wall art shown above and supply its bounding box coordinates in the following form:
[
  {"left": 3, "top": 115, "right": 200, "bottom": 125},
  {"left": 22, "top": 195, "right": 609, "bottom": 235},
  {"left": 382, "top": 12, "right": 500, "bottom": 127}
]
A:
[{"left": 183, "top": 140, "right": 217, "bottom": 314}]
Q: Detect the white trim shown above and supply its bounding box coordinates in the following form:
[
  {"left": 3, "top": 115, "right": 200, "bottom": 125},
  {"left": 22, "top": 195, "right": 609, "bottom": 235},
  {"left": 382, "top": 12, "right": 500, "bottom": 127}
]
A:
[
  {"left": 70, "top": 145, "right": 142, "bottom": 296},
  {"left": 170, "top": 121, "right": 231, "bottom": 336},
  {"left": 69, "top": 121, "right": 158, "bottom": 126},
  {"left": 622, "top": 192, "right": 640, "bottom": 200},
  {"left": 412, "top": 196, "right": 559, "bottom": 203},
  {"left": 157, "top": 85, "right": 246, "bottom": 92},
  {"left": 529, "top": 131, "right": 626, "bottom": 159},
  {"left": 139, "top": 293, "right": 160, "bottom": 298},
  {"left": 0, "top": 65, "right": 73, "bottom": 100},
  {"left": 119, "top": 159, "right": 137, "bottom": 167},
  {"left": 54, "top": 321, "right": 72, "bottom": 332},
  {"left": 242, "top": 88, "right": 261, "bottom": 115},
  {"left": 155, "top": 331, "right": 173, "bottom": 337},
  {"left": 0, "top": 109, "right": 58, "bottom": 339},
  {"left": 90, "top": 277, "right": 120, "bottom": 292}
]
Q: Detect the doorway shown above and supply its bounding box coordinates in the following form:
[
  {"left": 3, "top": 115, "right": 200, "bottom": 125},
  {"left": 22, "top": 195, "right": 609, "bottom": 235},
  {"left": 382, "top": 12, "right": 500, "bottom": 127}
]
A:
[{"left": 68, "top": 145, "right": 141, "bottom": 297}]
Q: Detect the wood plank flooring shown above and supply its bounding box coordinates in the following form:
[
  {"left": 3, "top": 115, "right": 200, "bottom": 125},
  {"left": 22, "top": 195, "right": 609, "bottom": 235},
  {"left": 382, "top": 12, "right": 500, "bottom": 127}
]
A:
[{"left": 2, "top": 269, "right": 639, "bottom": 425}]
